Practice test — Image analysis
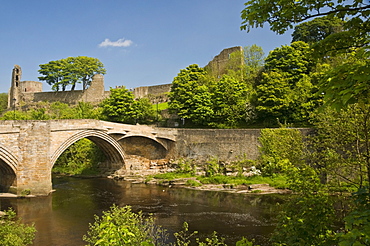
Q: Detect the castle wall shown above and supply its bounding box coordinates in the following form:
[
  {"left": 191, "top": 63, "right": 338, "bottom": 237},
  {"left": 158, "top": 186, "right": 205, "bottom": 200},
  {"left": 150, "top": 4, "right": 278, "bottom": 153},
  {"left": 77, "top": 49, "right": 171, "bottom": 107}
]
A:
[
  {"left": 19, "top": 81, "right": 42, "bottom": 93},
  {"left": 133, "top": 84, "right": 171, "bottom": 99},
  {"left": 205, "top": 46, "right": 243, "bottom": 77},
  {"left": 12, "top": 74, "right": 107, "bottom": 106},
  {"left": 8, "top": 47, "right": 239, "bottom": 107}
]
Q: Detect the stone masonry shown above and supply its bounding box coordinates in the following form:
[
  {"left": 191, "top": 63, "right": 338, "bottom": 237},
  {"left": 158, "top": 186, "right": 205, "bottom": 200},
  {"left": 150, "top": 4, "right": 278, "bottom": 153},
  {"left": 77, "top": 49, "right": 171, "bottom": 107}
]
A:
[{"left": 0, "top": 119, "right": 263, "bottom": 196}]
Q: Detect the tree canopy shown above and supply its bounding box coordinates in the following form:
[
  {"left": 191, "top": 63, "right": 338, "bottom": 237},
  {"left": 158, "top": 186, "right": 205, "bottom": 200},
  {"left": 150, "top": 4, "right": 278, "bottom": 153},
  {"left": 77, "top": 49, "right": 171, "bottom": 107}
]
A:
[
  {"left": 100, "top": 87, "right": 156, "bottom": 124},
  {"left": 241, "top": 0, "right": 370, "bottom": 109},
  {"left": 38, "top": 56, "right": 106, "bottom": 91},
  {"left": 292, "top": 16, "right": 344, "bottom": 44},
  {"left": 253, "top": 41, "right": 320, "bottom": 125}
]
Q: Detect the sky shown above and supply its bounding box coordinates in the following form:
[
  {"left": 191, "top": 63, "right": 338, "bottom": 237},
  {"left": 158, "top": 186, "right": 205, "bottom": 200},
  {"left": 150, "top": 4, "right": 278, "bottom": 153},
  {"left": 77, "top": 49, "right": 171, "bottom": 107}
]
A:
[{"left": 0, "top": 0, "right": 293, "bottom": 93}]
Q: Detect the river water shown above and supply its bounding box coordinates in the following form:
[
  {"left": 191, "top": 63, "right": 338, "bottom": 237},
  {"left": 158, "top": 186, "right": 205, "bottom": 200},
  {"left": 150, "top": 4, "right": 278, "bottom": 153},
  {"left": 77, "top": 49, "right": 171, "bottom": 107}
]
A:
[{"left": 0, "top": 176, "right": 286, "bottom": 245}]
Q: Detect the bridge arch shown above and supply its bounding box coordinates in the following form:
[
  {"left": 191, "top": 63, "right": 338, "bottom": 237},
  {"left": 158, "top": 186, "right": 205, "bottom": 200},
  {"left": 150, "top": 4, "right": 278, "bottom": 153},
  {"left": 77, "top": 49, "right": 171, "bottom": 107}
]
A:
[
  {"left": 0, "top": 145, "right": 18, "bottom": 192},
  {"left": 50, "top": 130, "right": 125, "bottom": 170},
  {"left": 117, "top": 135, "right": 169, "bottom": 160}
]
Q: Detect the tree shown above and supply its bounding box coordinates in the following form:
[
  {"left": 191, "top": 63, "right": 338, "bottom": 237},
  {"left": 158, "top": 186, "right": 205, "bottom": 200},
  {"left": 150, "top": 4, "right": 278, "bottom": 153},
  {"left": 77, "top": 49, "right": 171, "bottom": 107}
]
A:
[
  {"left": 169, "top": 64, "right": 214, "bottom": 126},
  {"left": 211, "top": 75, "right": 249, "bottom": 128},
  {"left": 253, "top": 42, "right": 319, "bottom": 125},
  {"left": 310, "top": 104, "right": 370, "bottom": 191},
  {"left": 100, "top": 87, "right": 155, "bottom": 124},
  {"left": 241, "top": 0, "right": 370, "bottom": 108},
  {"left": 320, "top": 49, "right": 370, "bottom": 109},
  {"left": 0, "top": 93, "right": 8, "bottom": 113},
  {"left": 38, "top": 56, "right": 106, "bottom": 91},
  {"left": 225, "top": 44, "right": 265, "bottom": 83},
  {"left": 292, "top": 16, "right": 344, "bottom": 44},
  {"left": 241, "top": 0, "right": 370, "bottom": 36}
]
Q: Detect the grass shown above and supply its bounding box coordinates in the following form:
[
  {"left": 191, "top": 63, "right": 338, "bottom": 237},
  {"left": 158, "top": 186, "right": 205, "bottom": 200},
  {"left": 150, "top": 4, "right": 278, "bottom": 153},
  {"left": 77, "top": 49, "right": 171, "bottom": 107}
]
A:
[
  {"left": 151, "top": 172, "right": 288, "bottom": 189},
  {"left": 152, "top": 172, "right": 194, "bottom": 180},
  {"left": 152, "top": 102, "right": 168, "bottom": 111},
  {"left": 197, "top": 174, "right": 288, "bottom": 189}
]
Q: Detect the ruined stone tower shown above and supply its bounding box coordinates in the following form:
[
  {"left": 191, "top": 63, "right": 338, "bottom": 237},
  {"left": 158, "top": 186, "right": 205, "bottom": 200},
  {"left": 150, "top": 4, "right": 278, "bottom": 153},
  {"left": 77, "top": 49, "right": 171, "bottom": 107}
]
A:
[
  {"left": 8, "top": 65, "right": 22, "bottom": 108},
  {"left": 204, "top": 46, "right": 243, "bottom": 78}
]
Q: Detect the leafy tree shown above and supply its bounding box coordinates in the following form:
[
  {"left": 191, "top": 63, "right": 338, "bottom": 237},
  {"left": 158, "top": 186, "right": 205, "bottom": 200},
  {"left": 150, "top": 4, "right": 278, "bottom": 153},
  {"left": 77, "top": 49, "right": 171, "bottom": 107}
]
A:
[
  {"left": 0, "top": 93, "right": 8, "bottom": 113},
  {"left": 48, "top": 101, "right": 78, "bottom": 119},
  {"left": 100, "top": 87, "right": 155, "bottom": 124},
  {"left": 83, "top": 205, "right": 167, "bottom": 246},
  {"left": 38, "top": 56, "right": 106, "bottom": 91},
  {"left": 225, "top": 44, "right": 265, "bottom": 83},
  {"left": 0, "top": 209, "right": 36, "bottom": 246},
  {"left": 320, "top": 49, "right": 370, "bottom": 109},
  {"left": 211, "top": 75, "right": 248, "bottom": 128},
  {"left": 292, "top": 16, "right": 344, "bottom": 44},
  {"left": 258, "top": 128, "right": 305, "bottom": 176},
  {"left": 240, "top": 0, "right": 370, "bottom": 37},
  {"left": 73, "top": 101, "right": 101, "bottom": 119},
  {"left": 241, "top": 0, "right": 370, "bottom": 108},
  {"left": 310, "top": 104, "right": 370, "bottom": 191},
  {"left": 337, "top": 187, "right": 370, "bottom": 245},
  {"left": 253, "top": 42, "right": 319, "bottom": 125},
  {"left": 132, "top": 98, "right": 157, "bottom": 124},
  {"left": 169, "top": 64, "right": 214, "bottom": 126}
]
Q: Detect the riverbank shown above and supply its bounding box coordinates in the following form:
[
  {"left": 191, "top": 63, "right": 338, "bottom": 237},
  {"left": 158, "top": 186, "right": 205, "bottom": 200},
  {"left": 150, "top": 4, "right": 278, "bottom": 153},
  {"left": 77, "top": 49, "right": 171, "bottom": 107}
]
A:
[{"left": 107, "top": 169, "right": 291, "bottom": 195}]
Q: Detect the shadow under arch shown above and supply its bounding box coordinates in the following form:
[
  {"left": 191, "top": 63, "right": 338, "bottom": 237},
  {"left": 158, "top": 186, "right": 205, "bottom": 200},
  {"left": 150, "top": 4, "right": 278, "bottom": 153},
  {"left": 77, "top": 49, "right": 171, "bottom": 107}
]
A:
[
  {"left": 51, "top": 130, "right": 125, "bottom": 170},
  {"left": 117, "top": 135, "right": 168, "bottom": 159},
  {"left": 0, "top": 145, "right": 17, "bottom": 192}
]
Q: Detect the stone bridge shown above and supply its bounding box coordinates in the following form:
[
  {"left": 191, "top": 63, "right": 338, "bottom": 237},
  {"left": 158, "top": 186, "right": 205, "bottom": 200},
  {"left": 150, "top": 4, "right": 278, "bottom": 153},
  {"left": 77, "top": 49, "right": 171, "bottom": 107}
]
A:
[
  {"left": 0, "top": 119, "right": 262, "bottom": 196},
  {"left": 0, "top": 119, "right": 178, "bottom": 196}
]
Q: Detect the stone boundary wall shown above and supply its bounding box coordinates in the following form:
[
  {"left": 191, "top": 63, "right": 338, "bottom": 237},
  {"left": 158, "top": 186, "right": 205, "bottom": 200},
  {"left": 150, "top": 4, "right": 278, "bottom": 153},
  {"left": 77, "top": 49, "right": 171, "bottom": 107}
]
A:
[{"left": 174, "top": 128, "right": 261, "bottom": 162}]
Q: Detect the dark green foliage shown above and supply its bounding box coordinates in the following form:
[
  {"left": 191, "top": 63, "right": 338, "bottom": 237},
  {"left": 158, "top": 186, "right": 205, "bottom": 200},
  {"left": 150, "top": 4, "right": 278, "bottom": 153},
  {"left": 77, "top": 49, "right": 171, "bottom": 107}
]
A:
[
  {"left": 271, "top": 192, "right": 337, "bottom": 246},
  {"left": 83, "top": 205, "right": 167, "bottom": 246},
  {"left": 253, "top": 42, "right": 320, "bottom": 125},
  {"left": 38, "top": 56, "right": 106, "bottom": 91},
  {"left": 0, "top": 93, "right": 7, "bottom": 113},
  {"left": 100, "top": 87, "right": 156, "bottom": 124},
  {"left": 241, "top": 0, "right": 370, "bottom": 109},
  {"left": 0, "top": 209, "right": 36, "bottom": 246},
  {"left": 292, "top": 16, "right": 344, "bottom": 44},
  {"left": 258, "top": 128, "right": 305, "bottom": 176},
  {"left": 337, "top": 188, "right": 370, "bottom": 245},
  {"left": 210, "top": 75, "right": 249, "bottom": 128},
  {"left": 319, "top": 49, "right": 370, "bottom": 109},
  {"left": 169, "top": 64, "right": 214, "bottom": 126},
  {"left": 53, "top": 138, "right": 106, "bottom": 175},
  {"left": 310, "top": 104, "right": 370, "bottom": 191}
]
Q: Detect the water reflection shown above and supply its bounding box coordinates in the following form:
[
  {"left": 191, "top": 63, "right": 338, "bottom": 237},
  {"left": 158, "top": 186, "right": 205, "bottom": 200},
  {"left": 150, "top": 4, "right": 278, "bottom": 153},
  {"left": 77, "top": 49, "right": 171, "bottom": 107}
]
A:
[{"left": 0, "top": 177, "right": 286, "bottom": 245}]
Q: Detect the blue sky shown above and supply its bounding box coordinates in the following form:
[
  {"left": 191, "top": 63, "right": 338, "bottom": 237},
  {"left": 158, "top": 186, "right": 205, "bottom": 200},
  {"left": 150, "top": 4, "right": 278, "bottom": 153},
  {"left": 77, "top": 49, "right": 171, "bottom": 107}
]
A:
[{"left": 0, "top": 0, "right": 292, "bottom": 93}]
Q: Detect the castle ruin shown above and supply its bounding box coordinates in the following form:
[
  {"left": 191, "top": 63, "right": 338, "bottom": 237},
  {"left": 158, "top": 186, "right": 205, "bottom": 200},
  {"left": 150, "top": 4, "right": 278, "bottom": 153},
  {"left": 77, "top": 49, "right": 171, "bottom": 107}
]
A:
[{"left": 8, "top": 47, "right": 242, "bottom": 108}]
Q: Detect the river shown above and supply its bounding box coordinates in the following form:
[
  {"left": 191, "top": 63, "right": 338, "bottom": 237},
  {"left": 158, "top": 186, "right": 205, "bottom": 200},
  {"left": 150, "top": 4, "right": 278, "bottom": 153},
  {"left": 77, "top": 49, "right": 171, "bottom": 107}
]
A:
[{"left": 0, "top": 176, "right": 286, "bottom": 245}]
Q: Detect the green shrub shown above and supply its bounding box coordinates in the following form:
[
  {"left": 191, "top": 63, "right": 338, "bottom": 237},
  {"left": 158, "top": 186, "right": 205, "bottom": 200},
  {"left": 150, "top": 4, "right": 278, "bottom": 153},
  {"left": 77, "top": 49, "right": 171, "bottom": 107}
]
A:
[
  {"left": 83, "top": 205, "right": 168, "bottom": 246},
  {"left": 0, "top": 209, "right": 36, "bottom": 246},
  {"left": 258, "top": 128, "right": 305, "bottom": 176},
  {"left": 175, "top": 158, "right": 196, "bottom": 175}
]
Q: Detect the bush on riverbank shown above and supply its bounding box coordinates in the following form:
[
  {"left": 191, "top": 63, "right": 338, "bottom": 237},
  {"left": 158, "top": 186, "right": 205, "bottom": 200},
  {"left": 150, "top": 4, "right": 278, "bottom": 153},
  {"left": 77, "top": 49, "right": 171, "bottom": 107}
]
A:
[
  {"left": 83, "top": 205, "right": 258, "bottom": 246},
  {"left": 0, "top": 209, "right": 36, "bottom": 246}
]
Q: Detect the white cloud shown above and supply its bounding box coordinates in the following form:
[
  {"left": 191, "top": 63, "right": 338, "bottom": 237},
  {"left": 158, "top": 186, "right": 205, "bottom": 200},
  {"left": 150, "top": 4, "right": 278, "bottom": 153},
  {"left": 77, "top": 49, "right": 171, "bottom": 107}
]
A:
[{"left": 99, "top": 38, "right": 133, "bottom": 48}]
